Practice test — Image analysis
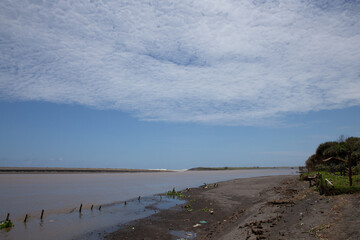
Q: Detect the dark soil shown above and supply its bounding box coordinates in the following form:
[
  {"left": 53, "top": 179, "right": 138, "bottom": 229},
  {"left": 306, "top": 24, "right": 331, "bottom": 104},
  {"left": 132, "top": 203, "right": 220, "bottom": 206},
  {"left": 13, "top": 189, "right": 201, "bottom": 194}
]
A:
[{"left": 105, "top": 175, "right": 360, "bottom": 240}]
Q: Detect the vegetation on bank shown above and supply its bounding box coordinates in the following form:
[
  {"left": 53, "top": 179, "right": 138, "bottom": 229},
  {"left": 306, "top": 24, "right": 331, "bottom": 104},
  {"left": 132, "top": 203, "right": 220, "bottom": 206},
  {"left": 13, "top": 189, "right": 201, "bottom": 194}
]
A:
[
  {"left": 0, "top": 220, "right": 13, "bottom": 229},
  {"left": 305, "top": 136, "right": 360, "bottom": 171},
  {"left": 302, "top": 136, "right": 360, "bottom": 195},
  {"left": 301, "top": 171, "right": 360, "bottom": 195},
  {"left": 165, "top": 188, "right": 186, "bottom": 198}
]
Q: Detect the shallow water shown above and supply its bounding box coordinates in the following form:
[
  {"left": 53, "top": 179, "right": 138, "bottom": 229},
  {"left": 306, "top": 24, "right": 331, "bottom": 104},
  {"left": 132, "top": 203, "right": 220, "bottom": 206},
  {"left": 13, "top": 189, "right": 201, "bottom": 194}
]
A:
[
  {"left": 0, "top": 168, "right": 296, "bottom": 239},
  {"left": 0, "top": 196, "right": 184, "bottom": 240}
]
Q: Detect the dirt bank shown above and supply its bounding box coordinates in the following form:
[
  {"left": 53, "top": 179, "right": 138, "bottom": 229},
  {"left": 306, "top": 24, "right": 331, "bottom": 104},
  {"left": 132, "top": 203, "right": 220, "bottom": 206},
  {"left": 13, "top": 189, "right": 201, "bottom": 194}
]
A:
[{"left": 105, "top": 175, "right": 360, "bottom": 240}]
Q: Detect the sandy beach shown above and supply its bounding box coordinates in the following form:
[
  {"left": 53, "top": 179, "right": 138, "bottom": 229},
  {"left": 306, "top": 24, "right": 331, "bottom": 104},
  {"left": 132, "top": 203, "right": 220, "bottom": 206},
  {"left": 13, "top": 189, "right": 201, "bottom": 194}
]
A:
[{"left": 105, "top": 175, "right": 360, "bottom": 240}]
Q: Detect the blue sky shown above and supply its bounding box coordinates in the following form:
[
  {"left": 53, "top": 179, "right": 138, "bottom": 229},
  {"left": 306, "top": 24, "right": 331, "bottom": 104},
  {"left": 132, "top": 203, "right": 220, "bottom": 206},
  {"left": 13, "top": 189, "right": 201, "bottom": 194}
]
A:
[{"left": 0, "top": 0, "right": 359, "bottom": 169}]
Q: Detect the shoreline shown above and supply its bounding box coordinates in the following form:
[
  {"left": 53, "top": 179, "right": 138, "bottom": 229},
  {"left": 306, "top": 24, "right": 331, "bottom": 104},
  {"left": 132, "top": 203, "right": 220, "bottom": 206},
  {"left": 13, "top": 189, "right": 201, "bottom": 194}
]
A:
[
  {"left": 0, "top": 167, "right": 173, "bottom": 174},
  {"left": 0, "top": 167, "right": 294, "bottom": 174},
  {"left": 104, "top": 174, "right": 360, "bottom": 240}
]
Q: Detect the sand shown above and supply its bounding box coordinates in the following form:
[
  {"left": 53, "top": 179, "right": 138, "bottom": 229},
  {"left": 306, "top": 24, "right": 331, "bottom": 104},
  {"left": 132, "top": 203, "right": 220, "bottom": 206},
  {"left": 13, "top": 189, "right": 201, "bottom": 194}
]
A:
[{"left": 105, "top": 175, "right": 360, "bottom": 240}]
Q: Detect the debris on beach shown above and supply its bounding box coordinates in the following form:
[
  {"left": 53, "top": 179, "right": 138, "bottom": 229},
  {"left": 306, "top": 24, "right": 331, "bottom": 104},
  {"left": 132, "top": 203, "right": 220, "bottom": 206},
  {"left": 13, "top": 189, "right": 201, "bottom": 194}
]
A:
[
  {"left": 268, "top": 199, "right": 295, "bottom": 205},
  {"left": 170, "top": 230, "right": 196, "bottom": 240}
]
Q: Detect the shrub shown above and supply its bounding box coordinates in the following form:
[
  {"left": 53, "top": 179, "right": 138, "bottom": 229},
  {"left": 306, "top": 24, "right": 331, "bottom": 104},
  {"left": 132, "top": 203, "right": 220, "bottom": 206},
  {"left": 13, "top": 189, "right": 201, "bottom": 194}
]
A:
[
  {"left": 0, "top": 220, "right": 13, "bottom": 229},
  {"left": 315, "top": 164, "right": 331, "bottom": 172},
  {"left": 312, "top": 172, "right": 360, "bottom": 195},
  {"left": 353, "top": 165, "right": 360, "bottom": 175}
]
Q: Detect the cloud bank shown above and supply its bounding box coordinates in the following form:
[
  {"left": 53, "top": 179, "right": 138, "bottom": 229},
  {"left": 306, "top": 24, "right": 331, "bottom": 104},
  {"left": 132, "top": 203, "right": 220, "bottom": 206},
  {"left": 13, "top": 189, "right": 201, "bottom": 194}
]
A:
[{"left": 1, "top": 0, "right": 360, "bottom": 125}]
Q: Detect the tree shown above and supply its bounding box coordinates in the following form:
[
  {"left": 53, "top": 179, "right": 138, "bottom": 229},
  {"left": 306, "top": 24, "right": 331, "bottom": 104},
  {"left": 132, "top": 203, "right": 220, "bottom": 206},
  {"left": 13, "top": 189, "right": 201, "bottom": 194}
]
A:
[{"left": 305, "top": 136, "right": 360, "bottom": 186}]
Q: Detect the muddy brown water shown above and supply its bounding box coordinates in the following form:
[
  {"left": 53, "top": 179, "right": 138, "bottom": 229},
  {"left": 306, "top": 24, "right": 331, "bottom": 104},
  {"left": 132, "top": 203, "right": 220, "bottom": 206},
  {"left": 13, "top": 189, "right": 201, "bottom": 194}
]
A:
[{"left": 0, "top": 168, "right": 296, "bottom": 239}]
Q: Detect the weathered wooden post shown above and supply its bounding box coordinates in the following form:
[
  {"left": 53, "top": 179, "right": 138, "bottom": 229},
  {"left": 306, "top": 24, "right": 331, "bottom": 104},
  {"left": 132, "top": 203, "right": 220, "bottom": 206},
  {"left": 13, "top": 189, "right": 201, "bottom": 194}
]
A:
[
  {"left": 91, "top": 205, "right": 94, "bottom": 211},
  {"left": 98, "top": 205, "right": 102, "bottom": 211},
  {"left": 318, "top": 174, "right": 324, "bottom": 195},
  {"left": 124, "top": 201, "right": 127, "bottom": 205},
  {"left": 325, "top": 179, "right": 334, "bottom": 195},
  {"left": 79, "top": 203, "right": 83, "bottom": 213},
  {"left": 24, "top": 214, "right": 28, "bottom": 223},
  {"left": 40, "top": 209, "right": 44, "bottom": 220},
  {"left": 324, "top": 179, "right": 328, "bottom": 195},
  {"left": 138, "top": 196, "right": 141, "bottom": 201},
  {"left": 6, "top": 213, "right": 10, "bottom": 221}
]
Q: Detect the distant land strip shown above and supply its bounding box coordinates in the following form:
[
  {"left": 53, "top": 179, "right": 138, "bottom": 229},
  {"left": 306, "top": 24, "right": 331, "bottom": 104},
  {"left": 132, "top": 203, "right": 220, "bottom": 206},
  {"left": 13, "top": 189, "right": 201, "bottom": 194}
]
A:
[
  {"left": 0, "top": 166, "right": 297, "bottom": 173},
  {"left": 0, "top": 167, "right": 172, "bottom": 174}
]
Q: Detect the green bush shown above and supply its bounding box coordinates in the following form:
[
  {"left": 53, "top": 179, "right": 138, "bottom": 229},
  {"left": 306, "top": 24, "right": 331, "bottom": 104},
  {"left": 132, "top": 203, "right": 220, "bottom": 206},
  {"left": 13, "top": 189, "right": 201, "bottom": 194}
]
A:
[
  {"left": 0, "top": 220, "right": 13, "bottom": 229},
  {"left": 165, "top": 189, "right": 186, "bottom": 198},
  {"left": 353, "top": 165, "right": 360, "bottom": 175},
  {"left": 305, "top": 136, "right": 360, "bottom": 171},
  {"left": 315, "top": 164, "right": 331, "bottom": 172},
  {"left": 315, "top": 172, "right": 360, "bottom": 195}
]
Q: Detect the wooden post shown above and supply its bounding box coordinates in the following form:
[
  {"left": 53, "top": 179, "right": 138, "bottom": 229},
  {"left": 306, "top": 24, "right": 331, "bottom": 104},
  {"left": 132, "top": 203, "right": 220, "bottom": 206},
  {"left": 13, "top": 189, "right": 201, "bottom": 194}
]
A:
[
  {"left": 138, "top": 196, "right": 141, "bottom": 201},
  {"left": 325, "top": 178, "right": 334, "bottom": 195},
  {"left": 6, "top": 213, "right": 10, "bottom": 221},
  {"left": 124, "top": 201, "right": 127, "bottom": 205},
  {"left": 98, "top": 205, "right": 102, "bottom": 211},
  {"left": 24, "top": 214, "right": 28, "bottom": 223},
  {"left": 324, "top": 180, "right": 327, "bottom": 195},
  {"left": 318, "top": 174, "right": 324, "bottom": 195},
  {"left": 91, "top": 205, "right": 94, "bottom": 211},
  {"left": 40, "top": 209, "right": 44, "bottom": 220},
  {"left": 79, "top": 203, "right": 83, "bottom": 213},
  {"left": 348, "top": 151, "right": 353, "bottom": 186}
]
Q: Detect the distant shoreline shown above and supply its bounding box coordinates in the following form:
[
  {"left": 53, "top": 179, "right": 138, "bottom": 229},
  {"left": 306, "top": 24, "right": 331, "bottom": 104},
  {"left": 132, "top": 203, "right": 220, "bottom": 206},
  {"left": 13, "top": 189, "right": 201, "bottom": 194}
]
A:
[
  {"left": 0, "top": 166, "right": 296, "bottom": 174},
  {"left": 0, "top": 167, "right": 173, "bottom": 174}
]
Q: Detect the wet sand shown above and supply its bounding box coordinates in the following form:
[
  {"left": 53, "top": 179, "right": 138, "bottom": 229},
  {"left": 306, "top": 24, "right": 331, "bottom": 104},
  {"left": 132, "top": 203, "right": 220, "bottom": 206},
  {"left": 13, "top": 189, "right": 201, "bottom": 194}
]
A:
[{"left": 105, "top": 175, "right": 360, "bottom": 240}]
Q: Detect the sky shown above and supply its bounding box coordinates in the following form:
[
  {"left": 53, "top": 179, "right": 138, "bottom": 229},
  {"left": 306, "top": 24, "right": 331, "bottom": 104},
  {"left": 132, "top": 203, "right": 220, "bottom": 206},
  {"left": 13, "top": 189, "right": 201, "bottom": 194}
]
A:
[{"left": 0, "top": 0, "right": 359, "bottom": 169}]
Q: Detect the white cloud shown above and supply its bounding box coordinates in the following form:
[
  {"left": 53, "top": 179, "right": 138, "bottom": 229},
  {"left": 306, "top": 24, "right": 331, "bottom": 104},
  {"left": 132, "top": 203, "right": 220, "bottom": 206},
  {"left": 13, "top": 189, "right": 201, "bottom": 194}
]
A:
[{"left": 0, "top": 0, "right": 359, "bottom": 125}]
